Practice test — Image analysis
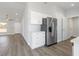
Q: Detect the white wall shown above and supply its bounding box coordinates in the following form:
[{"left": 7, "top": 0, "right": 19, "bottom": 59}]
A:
[
  {"left": 62, "top": 7, "right": 79, "bottom": 40},
  {"left": 21, "top": 3, "right": 31, "bottom": 46},
  {"left": 72, "top": 17, "right": 79, "bottom": 37},
  {"left": 7, "top": 21, "right": 14, "bottom": 34},
  {"left": 63, "top": 16, "right": 79, "bottom": 38},
  {"left": 54, "top": 7, "right": 66, "bottom": 42},
  {"left": 14, "top": 22, "right": 21, "bottom": 33},
  {"left": 63, "top": 18, "right": 74, "bottom": 40},
  {"left": 67, "top": 18, "right": 74, "bottom": 37},
  {"left": 66, "top": 7, "right": 79, "bottom": 18},
  {"left": 62, "top": 17, "right": 73, "bottom": 40},
  {"left": 65, "top": 7, "right": 79, "bottom": 38},
  {"left": 64, "top": 17, "right": 79, "bottom": 38}
]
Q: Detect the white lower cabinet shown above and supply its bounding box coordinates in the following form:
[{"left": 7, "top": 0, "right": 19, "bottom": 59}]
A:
[
  {"left": 31, "top": 32, "right": 45, "bottom": 49},
  {"left": 70, "top": 37, "right": 79, "bottom": 56},
  {"left": 73, "top": 43, "right": 79, "bottom": 56}
]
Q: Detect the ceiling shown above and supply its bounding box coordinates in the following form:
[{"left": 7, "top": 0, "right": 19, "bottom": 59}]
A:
[
  {"left": 0, "top": 2, "right": 26, "bottom": 22},
  {"left": 0, "top": 2, "right": 79, "bottom": 22},
  {"left": 45, "top": 2, "right": 79, "bottom": 10}
]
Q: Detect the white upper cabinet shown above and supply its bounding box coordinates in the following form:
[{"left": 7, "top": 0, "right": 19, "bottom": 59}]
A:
[
  {"left": 31, "top": 11, "right": 43, "bottom": 24},
  {"left": 31, "top": 11, "right": 52, "bottom": 24}
]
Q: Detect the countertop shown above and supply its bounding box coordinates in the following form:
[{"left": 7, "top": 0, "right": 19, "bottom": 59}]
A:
[{"left": 71, "top": 37, "right": 79, "bottom": 43}]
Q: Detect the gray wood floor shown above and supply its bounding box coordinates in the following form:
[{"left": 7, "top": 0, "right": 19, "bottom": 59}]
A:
[{"left": 0, "top": 34, "right": 72, "bottom": 56}]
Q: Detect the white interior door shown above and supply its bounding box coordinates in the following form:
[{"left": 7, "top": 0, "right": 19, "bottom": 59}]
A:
[
  {"left": 67, "top": 18, "right": 74, "bottom": 37},
  {"left": 73, "top": 17, "right": 79, "bottom": 37},
  {"left": 63, "top": 18, "right": 69, "bottom": 40}
]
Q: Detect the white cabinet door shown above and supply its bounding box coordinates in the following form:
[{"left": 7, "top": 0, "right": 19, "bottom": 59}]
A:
[
  {"left": 31, "top": 32, "right": 45, "bottom": 49},
  {"left": 31, "top": 11, "right": 42, "bottom": 24},
  {"left": 74, "top": 43, "right": 79, "bottom": 56}
]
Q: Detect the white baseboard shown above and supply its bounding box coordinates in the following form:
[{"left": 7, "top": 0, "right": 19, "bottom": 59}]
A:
[
  {"left": 0, "top": 33, "right": 15, "bottom": 35},
  {"left": 0, "top": 33, "right": 21, "bottom": 35}
]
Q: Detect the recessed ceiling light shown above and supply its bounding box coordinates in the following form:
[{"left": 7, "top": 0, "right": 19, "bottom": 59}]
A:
[
  {"left": 71, "top": 4, "right": 75, "bottom": 7},
  {"left": 16, "top": 13, "right": 18, "bottom": 15}
]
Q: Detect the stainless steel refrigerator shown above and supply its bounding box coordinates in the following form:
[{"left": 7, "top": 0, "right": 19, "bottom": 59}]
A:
[{"left": 41, "top": 17, "right": 57, "bottom": 46}]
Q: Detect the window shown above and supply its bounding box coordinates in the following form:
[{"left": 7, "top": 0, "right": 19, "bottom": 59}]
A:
[{"left": 0, "top": 22, "right": 7, "bottom": 32}]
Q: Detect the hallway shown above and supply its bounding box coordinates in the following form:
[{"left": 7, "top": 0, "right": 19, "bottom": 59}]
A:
[{"left": 0, "top": 34, "right": 72, "bottom": 56}]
